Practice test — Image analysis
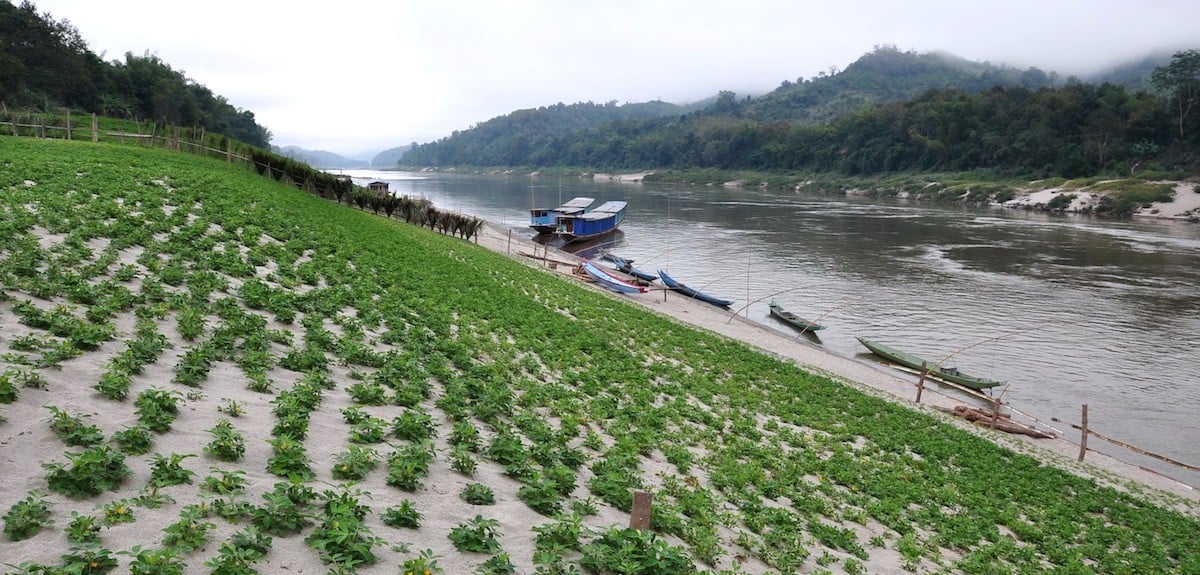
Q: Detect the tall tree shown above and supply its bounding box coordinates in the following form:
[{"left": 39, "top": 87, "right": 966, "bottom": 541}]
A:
[{"left": 1150, "top": 49, "right": 1200, "bottom": 139}]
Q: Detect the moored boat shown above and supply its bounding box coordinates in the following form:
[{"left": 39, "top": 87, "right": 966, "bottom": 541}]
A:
[
  {"left": 856, "top": 337, "right": 1003, "bottom": 390},
  {"left": 529, "top": 197, "right": 594, "bottom": 233},
  {"left": 557, "top": 201, "right": 626, "bottom": 244},
  {"left": 606, "top": 254, "right": 658, "bottom": 283},
  {"left": 768, "top": 299, "right": 825, "bottom": 332},
  {"left": 658, "top": 270, "right": 735, "bottom": 308},
  {"left": 580, "top": 260, "right": 647, "bottom": 294}
]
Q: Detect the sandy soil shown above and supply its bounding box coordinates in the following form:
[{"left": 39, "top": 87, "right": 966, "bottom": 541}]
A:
[{"left": 1002, "top": 181, "right": 1200, "bottom": 221}]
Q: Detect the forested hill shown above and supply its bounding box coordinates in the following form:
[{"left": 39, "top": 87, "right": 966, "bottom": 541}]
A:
[
  {"left": 0, "top": 0, "right": 271, "bottom": 148},
  {"left": 400, "top": 100, "right": 691, "bottom": 167},
  {"left": 740, "top": 46, "right": 1058, "bottom": 124},
  {"left": 401, "top": 48, "right": 1200, "bottom": 180}
]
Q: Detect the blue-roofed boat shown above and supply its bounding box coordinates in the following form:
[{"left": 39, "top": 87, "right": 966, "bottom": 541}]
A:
[
  {"left": 580, "top": 260, "right": 648, "bottom": 294},
  {"left": 557, "top": 201, "right": 626, "bottom": 244},
  {"left": 529, "top": 197, "right": 594, "bottom": 233},
  {"left": 658, "top": 270, "right": 735, "bottom": 308},
  {"left": 606, "top": 254, "right": 658, "bottom": 283}
]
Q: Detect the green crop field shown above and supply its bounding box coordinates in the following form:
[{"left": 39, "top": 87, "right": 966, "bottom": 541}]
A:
[{"left": 1, "top": 136, "right": 1197, "bottom": 574}]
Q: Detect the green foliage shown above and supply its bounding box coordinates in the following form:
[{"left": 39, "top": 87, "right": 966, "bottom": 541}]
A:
[
  {"left": 305, "top": 487, "right": 383, "bottom": 570},
  {"left": 149, "top": 453, "right": 196, "bottom": 488},
  {"left": 45, "top": 406, "right": 105, "bottom": 446},
  {"left": 201, "top": 469, "right": 248, "bottom": 495},
  {"left": 133, "top": 388, "right": 182, "bottom": 433},
  {"left": 579, "top": 527, "right": 695, "bottom": 575},
  {"left": 65, "top": 511, "right": 102, "bottom": 544},
  {"left": 161, "top": 510, "right": 215, "bottom": 552},
  {"left": 3, "top": 491, "right": 54, "bottom": 541},
  {"left": 44, "top": 445, "right": 131, "bottom": 497},
  {"left": 61, "top": 545, "right": 119, "bottom": 574},
  {"left": 400, "top": 549, "right": 444, "bottom": 575},
  {"left": 265, "top": 436, "right": 313, "bottom": 479},
  {"left": 101, "top": 499, "right": 136, "bottom": 525},
  {"left": 448, "top": 515, "right": 502, "bottom": 553},
  {"left": 111, "top": 425, "right": 154, "bottom": 455},
  {"left": 332, "top": 445, "right": 379, "bottom": 480},
  {"left": 380, "top": 500, "right": 422, "bottom": 529},
  {"left": 204, "top": 420, "right": 246, "bottom": 462},
  {"left": 120, "top": 545, "right": 186, "bottom": 575},
  {"left": 460, "top": 483, "right": 496, "bottom": 505}
]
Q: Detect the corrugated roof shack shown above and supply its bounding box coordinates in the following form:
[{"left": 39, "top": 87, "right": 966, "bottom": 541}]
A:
[{"left": 368, "top": 181, "right": 389, "bottom": 196}]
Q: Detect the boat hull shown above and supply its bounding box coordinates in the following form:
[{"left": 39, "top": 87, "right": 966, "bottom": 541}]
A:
[
  {"left": 581, "top": 261, "right": 647, "bottom": 294},
  {"left": 658, "top": 270, "right": 735, "bottom": 308},
  {"left": 856, "top": 337, "right": 1003, "bottom": 390},
  {"left": 768, "top": 301, "right": 825, "bottom": 332}
]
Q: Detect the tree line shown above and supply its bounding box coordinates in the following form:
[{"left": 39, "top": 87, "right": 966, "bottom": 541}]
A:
[
  {"left": 403, "top": 51, "right": 1200, "bottom": 179},
  {"left": 0, "top": 0, "right": 271, "bottom": 148}
]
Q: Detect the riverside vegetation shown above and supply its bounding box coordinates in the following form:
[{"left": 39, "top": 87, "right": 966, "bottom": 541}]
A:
[{"left": 1, "top": 136, "right": 1198, "bottom": 573}]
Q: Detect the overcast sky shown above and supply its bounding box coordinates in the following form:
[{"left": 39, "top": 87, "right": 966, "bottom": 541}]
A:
[{"left": 34, "top": 0, "right": 1200, "bottom": 156}]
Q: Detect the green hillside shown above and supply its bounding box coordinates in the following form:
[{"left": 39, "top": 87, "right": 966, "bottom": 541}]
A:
[{"left": 1, "top": 136, "right": 1198, "bottom": 573}]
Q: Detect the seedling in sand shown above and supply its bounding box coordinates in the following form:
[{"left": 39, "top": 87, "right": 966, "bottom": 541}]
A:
[
  {"left": 44, "top": 445, "right": 131, "bottom": 497},
  {"left": 448, "top": 515, "right": 502, "bottom": 553},
  {"left": 101, "top": 499, "right": 136, "bottom": 525},
  {"left": 3, "top": 491, "right": 53, "bottom": 541},
  {"left": 65, "top": 511, "right": 102, "bottom": 544},
  {"left": 204, "top": 420, "right": 246, "bottom": 462},
  {"left": 149, "top": 453, "right": 196, "bottom": 488},
  {"left": 380, "top": 500, "right": 422, "bottom": 529}
]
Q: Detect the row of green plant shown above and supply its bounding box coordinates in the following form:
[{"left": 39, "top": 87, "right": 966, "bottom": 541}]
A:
[{"left": 2, "top": 137, "right": 1198, "bottom": 574}]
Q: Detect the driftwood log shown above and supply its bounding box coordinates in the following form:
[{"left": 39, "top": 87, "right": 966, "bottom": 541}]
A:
[{"left": 935, "top": 405, "right": 1056, "bottom": 439}]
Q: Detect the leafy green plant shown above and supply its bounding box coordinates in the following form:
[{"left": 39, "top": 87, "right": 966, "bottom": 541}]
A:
[
  {"left": 517, "top": 479, "right": 562, "bottom": 516},
  {"left": 250, "top": 481, "right": 313, "bottom": 535},
  {"left": 134, "top": 387, "right": 182, "bottom": 432},
  {"left": 400, "top": 549, "right": 444, "bottom": 575},
  {"left": 305, "top": 486, "right": 382, "bottom": 570},
  {"left": 348, "top": 415, "right": 387, "bottom": 444},
  {"left": 265, "top": 436, "right": 313, "bottom": 479},
  {"left": 0, "top": 371, "right": 19, "bottom": 403},
  {"left": 385, "top": 443, "right": 434, "bottom": 491},
  {"left": 449, "top": 447, "right": 478, "bottom": 476},
  {"left": 205, "top": 526, "right": 273, "bottom": 575},
  {"left": 65, "top": 511, "right": 102, "bottom": 544},
  {"left": 392, "top": 409, "right": 436, "bottom": 441},
  {"left": 218, "top": 398, "right": 246, "bottom": 417},
  {"left": 101, "top": 499, "right": 136, "bottom": 525},
  {"left": 44, "top": 445, "right": 131, "bottom": 497},
  {"left": 3, "top": 491, "right": 53, "bottom": 540},
  {"left": 45, "top": 406, "right": 105, "bottom": 446},
  {"left": 332, "top": 445, "right": 379, "bottom": 481},
  {"left": 61, "top": 545, "right": 118, "bottom": 574},
  {"left": 149, "top": 453, "right": 196, "bottom": 488},
  {"left": 475, "top": 552, "right": 517, "bottom": 575},
  {"left": 201, "top": 468, "right": 248, "bottom": 495},
  {"left": 448, "top": 515, "right": 502, "bottom": 553},
  {"left": 161, "top": 507, "right": 215, "bottom": 552},
  {"left": 380, "top": 500, "right": 422, "bottom": 529},
  {"left": 120, "top": 545, "right": 185, "bottom": 575},
  {"left": 532, "top": 512, "right": 583, "bottom": 552},
  {"left": 460, "top": 483, "right": 496, "bottom": 505},
  {"left": 204, "top": 420, "right": 246, "bottom": 461},
  {"left": 111, "top": 425, "right": 154, "bottom": 455},
  {"left": 579, "top": 527, "right": 694, "bottom": 575}
]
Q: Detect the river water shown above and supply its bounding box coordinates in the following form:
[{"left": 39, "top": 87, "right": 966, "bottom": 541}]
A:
[{"left": 339, "top": 169, "right": 1200, "bottom": 487}]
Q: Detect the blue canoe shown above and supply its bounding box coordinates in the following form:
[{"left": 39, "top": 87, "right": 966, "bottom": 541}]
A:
[
  {"left": 657, "top": 270, "right": 734, "bottom": 308},
  {"left": 606, "top": 254, "right": 658, "bottom": 283}
]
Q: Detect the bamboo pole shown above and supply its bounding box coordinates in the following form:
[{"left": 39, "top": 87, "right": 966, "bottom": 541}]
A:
[
  {"left": 916, "top": 362, "right": 927, "bottom": 403},
  {"left": 1051, "top": 414, "right": 1200, "bottom": 471},
  {"left": 1078, "top": 404, "right": 1088, "bottom": 461}
]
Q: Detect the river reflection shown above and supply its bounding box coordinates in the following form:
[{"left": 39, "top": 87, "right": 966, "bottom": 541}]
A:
[{"left": 337, "top": 169, "right": 1200, "bottom": 486}]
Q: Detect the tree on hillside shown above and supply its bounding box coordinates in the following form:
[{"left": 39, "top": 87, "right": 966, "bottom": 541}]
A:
[{"left": 1150, "top": 49, "right": 1200, "bottom": 139}]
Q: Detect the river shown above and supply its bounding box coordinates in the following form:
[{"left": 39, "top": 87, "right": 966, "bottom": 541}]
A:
[{"left": 337, "top": 169, "right": 1200, "bottom": 487}]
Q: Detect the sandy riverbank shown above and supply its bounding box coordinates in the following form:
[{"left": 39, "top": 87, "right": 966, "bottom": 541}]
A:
[{"left": 475, "top": 222, "right": 1200, "bottom": 507}]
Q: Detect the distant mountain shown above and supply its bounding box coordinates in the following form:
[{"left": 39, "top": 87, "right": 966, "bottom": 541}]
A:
[
  {"left": 740, "top": 45, "right": 1059, "bottom": 124},
  {"left": 274, "top": 146, "right": 369, "bottom": 169},
  {"left": 371, "top": 145, "right": 413, "bottom": 168},
  {"left": 1085, "top": 50, "right": 1176, "bottom": 90},
  {"left": 399, "top": 100, "right": 691, "bottom": 166}
]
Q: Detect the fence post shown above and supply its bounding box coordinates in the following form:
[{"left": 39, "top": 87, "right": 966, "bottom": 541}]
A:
[
  {"left": 915, "top": 362, "right": 927, "bottom": 403},
  {"left": 1078, "top": 404, "right": 1089, "bottom": 462},
  {"left": 66, "top": 109, "right": 71, "bottom": 140},
  {"left": 507, "top": 229, "right": 512, "bottom": 254},
  {"left": 629, "top": 491, "right": 652, "bottom": 530},
  {"left": 226, "top": 138, "right": 232, "bottom": 162},
  {"left": 92, "top": 113, "right": 98, "bottom": 142}
]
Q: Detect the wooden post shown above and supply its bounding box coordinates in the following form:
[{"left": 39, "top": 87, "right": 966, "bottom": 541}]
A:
[
  {"left": 226, "top": 138, "right": 232, "bottom": 162},
  {"left": 991, "top": 399, "right": 1001, "bottom": 429},
  {"left": 506, "top": 229, "right": 512, "bottom": 254},
  {"left": 915, "top": 362, "right": 927, "bottom": 403},
  {"left": 66, "top": 109, "right": 71, "bottom": 140},
  {"left": 1078, "top": 404, "right": 1089, "bottom": 462},
  {"left": 629, "top": 491, "right": 652, "bottom": 530},
  {"left": 92, "top": 113, "right": 98, "bottom": 142}
]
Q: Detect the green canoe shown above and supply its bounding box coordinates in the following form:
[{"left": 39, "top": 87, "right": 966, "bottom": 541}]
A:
[
  {"left": 768, "top": 300, "right": 826, "bottom": 333},
  {"left": 856, "top": 337, "right": 1003, "bottom": 390}
]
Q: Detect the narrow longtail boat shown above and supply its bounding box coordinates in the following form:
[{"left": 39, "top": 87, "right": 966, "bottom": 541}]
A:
[
  {"left": 856, "top": 337, "right": 1003, "bottom": 390},
  {"left": 606, "top": 254, "right": 658, "bottom": 283},
  {"left": 768, "top": 300, "right": 826, "bottom": 332},
  {"left": 580, "top": 260, "right": 648, "bottom": 294},
  {"left": 658, "top": 270, "right": 735, "bottom": 308},
  {"left": 529, "top": 197, "right": 594, "bottom": 234}
]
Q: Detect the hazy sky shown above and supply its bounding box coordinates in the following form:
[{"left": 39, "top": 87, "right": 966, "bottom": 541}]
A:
[{"left": 34, "top": 0, "right": 1200, "bottom": 156}]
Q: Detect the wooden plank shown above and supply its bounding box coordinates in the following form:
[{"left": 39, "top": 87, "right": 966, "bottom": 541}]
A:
[
  {"left": 1052, "top": 415, "right": 1200, "bottom": 472},
  {"left": 629, "top": 491, "right": 652, "bottom": 530}
]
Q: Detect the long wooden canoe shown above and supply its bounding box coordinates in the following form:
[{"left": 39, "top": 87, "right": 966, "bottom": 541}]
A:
[
  {"left": 768, "top": 299, "right": 825, "bottom": 332},
  {"left": 856, "top": 337, "right": 1003, "bottom": 390},
  {"left": 581, "top": 260, "right": 648, "bottom": 295},
  {"left": 658, "top": 270, "right": 734, "bottom": 308}
]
